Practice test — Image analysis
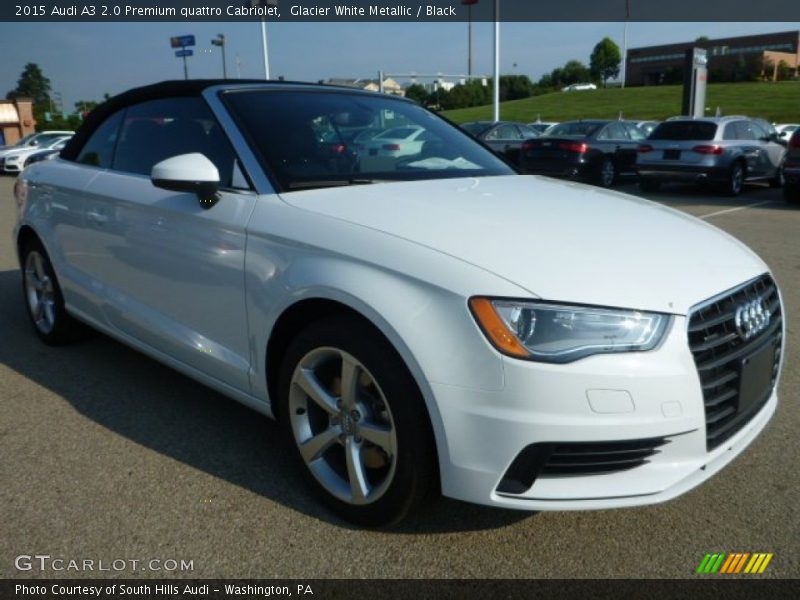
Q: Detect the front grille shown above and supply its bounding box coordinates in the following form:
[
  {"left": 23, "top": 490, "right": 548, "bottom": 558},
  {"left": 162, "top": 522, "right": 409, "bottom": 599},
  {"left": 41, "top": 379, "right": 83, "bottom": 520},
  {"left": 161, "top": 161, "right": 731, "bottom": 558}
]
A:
[
  {"left": 496, "top": 437, "right": 671, "bottom": 495},
  {"left": 688, "top": 274, "right": 782, "bottom": 451}
]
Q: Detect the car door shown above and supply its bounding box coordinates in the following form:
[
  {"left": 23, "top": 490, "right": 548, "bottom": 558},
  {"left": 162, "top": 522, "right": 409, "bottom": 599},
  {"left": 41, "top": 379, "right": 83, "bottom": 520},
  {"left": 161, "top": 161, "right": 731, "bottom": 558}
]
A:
[
  {"left": 731, "top": 121, "right": 766, "bottom": 178},
  {"left": 483, "top": 124, "right": 523, "bottom": 161},
  {"left": 596, "top": 122, "right": 636, "bottom": 173},
  {"left": 79, "top": 96, "right": 257, "bottom": 392},
  {"left": 751, "top": 120, "right": 786, "bottom": 177}
]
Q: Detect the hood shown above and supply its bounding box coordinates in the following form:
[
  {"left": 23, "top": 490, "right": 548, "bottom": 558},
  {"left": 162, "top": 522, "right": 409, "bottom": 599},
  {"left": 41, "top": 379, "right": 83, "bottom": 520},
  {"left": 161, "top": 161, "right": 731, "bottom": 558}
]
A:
[{"left": 279, "top": 175, "right": 767, "bottom": 314}]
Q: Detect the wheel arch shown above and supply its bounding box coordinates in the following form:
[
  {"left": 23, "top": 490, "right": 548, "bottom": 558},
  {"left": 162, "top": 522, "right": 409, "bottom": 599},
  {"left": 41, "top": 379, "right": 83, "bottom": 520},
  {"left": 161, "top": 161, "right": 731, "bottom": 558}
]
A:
[
  {"left": 15, "top": 224, "right": 42, "bottom": 267},
  {"left": 264, "top": 294, "right": 447, "bottom": 487}
]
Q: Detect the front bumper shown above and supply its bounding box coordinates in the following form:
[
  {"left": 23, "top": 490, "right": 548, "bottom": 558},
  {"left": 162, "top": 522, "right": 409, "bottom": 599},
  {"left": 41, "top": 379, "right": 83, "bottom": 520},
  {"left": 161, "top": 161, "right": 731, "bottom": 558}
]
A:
[
  {"left": 433, "top": 313, "right": 780, "bottom": 510},
  {"left": 3, "top": 159, "right": 22, "bottom": 173}
]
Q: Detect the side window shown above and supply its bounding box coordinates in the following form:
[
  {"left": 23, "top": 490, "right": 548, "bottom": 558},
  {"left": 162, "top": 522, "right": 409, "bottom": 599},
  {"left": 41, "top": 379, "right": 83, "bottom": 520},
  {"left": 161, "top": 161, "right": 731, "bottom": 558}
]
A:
[
  {"left": 750, "top": 121, "right": 769, "bottom": 141},
  {"left": 77, "top": 111, "right": 124, "bottom": 168},
  {"left": 623, "top": 123, "right": 646, "bottom": 141},
  {"left": 112, "top": 97, "right": 241, "bottom": 188},
  {"left": 723, "top": 123, "right": 739, "bottom": 141},
  {"left": 735, "top": 121, "right": 757, "bottom": 141},
  {"left": 517, "top": 125, "right": 538, "bottom": 139},
  {"left": 600, "top": 122, "right": 629, "bottom": 140},
  {"left": 486, "top": 124, "right": 519, "bottom": 140}
]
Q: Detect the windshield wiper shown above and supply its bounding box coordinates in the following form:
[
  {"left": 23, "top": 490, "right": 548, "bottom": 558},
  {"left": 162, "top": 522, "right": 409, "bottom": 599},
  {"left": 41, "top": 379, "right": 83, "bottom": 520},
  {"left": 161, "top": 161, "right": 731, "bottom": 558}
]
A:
[{"left": 287, "top": 178, "right": 387, "bottom": 190}]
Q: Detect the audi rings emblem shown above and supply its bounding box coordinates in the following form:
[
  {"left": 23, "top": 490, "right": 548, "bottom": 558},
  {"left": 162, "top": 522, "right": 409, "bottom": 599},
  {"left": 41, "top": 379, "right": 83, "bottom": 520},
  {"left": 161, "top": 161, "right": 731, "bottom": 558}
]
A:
[{"left": 734, "top": 297, "right": 770, "bottom": 341}]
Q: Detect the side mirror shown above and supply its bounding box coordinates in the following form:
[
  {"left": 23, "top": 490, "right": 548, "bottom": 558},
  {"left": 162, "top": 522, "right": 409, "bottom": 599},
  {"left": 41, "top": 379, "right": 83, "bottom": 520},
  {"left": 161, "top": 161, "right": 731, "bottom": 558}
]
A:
[{"left": 151, "top": 153, "right": 220, "bottom": 209}]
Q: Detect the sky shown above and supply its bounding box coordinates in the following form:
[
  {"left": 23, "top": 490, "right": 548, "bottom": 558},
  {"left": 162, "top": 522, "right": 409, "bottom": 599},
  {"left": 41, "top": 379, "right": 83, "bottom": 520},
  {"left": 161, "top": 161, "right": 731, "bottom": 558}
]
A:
[{"left": 1, "top": 21, "right": 798, "bottom": 110}]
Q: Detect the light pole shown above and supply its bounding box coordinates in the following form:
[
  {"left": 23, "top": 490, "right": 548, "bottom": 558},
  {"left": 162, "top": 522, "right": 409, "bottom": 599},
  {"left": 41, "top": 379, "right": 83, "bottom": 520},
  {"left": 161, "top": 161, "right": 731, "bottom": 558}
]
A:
[
  {"left": 493, "top": 0, "right": 500, "bottom": 122},
  {"left": 252, "top": 0, "right": 279, "bottom": 80},
  {"left": 211, "top": 34, "right": 227, "bottom": 79},
  {"left": 621, "top": 0, "right": 629, "bottom": 88}
]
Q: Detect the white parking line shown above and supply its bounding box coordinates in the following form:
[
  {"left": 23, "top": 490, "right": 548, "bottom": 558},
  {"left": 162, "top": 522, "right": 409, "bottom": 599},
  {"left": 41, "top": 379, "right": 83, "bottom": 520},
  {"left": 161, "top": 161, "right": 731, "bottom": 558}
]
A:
[{"left": 699, "top": 200, "right": 778, "bottom": 220}]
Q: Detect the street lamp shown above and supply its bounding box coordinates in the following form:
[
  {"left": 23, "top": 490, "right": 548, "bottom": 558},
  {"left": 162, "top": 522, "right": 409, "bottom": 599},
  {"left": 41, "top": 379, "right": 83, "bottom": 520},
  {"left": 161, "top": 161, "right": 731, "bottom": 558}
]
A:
[
  {"left": 252, "top": 0, "right": 279, "bottom": 80},
  {"left": 211, "top": 34, "right": 227, "bottom": 79}
]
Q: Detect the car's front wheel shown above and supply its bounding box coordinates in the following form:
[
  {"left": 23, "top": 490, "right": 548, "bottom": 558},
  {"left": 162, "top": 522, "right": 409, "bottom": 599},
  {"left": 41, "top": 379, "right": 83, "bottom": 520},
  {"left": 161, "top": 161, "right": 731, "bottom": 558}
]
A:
[
  {"left": 21, "top": 238, "right": 88, "bottom": 345},
  {"left": 278, "top": 316, "right": 437, "bottom": 527}
]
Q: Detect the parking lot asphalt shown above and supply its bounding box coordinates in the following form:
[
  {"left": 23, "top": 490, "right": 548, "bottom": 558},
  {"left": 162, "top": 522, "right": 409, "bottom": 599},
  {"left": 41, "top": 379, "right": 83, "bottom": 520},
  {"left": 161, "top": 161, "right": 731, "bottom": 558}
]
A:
[{"left": 0, "top": 176, "right": 797, "bottom": 579}]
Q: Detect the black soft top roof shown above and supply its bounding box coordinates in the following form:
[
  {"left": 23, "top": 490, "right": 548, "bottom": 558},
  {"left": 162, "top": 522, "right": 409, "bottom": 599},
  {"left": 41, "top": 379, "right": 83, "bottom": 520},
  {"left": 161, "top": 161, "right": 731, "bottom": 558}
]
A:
[{"left": 60, "top": 78, "right": 373, "bottom": 161}]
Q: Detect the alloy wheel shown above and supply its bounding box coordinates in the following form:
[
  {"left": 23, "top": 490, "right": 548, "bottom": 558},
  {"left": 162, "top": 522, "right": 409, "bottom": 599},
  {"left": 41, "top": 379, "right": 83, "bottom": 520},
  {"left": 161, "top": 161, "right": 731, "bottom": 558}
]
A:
[
  {"left": 24, "top": 250, "right": 56, "bottom": 335},
  {"left": 600, "top": 159, "right": 615, "bottom": 187},
  {"left": 288, "top": 347, "right": 398, "bottom": 505}
]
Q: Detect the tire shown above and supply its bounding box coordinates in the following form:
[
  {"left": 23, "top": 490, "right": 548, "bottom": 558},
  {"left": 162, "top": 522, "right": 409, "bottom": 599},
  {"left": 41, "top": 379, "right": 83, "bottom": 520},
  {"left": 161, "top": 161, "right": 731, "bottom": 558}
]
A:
[
  {"left": 770, "top": 167, "right": 785, "bottom": 189},
  {"left": 597, "top": 157, "right": 616, "bottom": 188},
  {"left": 278, "top": 315, "right": 437, "bottom": 527},
  {"left": 20, "top": 238, "right": 89, "bottom": 345},
  {"left": 726, "top": 162, "right": 745, "bottom": 196},
  {"left": 784, "top": 184, "right": 800, "bottom": 204},
  {"left": 639, "top": 177, "right": 661, "bottom": 193}
]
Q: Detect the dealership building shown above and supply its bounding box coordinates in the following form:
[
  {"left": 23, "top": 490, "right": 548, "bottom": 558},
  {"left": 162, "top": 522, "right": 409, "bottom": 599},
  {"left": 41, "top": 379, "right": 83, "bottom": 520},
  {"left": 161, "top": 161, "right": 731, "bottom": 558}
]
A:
[
  {"left": 625, "top": 30, "right": 800, "bottom": 86},
  {"left": 0, "top": 98, "right": 35, "bottom": 146}
]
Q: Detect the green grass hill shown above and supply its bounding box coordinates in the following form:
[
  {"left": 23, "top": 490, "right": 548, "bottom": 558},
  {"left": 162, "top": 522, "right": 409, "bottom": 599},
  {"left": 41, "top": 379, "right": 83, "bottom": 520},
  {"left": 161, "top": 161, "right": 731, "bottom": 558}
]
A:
[{"left": 442, "top": 81, "right": 800, "bottom": 124}]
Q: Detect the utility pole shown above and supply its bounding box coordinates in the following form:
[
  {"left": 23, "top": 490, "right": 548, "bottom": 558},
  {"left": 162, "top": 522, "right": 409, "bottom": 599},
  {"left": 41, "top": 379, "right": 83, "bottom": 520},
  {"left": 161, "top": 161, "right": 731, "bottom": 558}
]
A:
[
  {"left": 212, "top": 34, "right": 227, "bottom": 78},
  {"left": 462, "top": 0, "right": 478, "bottom": 77}
]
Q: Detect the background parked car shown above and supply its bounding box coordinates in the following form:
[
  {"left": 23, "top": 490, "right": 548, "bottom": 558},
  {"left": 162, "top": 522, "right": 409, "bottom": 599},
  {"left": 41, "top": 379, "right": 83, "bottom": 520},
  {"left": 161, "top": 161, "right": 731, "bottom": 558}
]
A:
[
  {"left": 783, "top": 129, "right": 800, "bottom": 204},
  {"left": 3, "top": 136, "right": 72, "bottom": 173},
  {"left": 775, "top": 123, "right": 798, "bottom": 141},
  {"left": 460, "top": 121, "right": 541, "bottom": 165},
  {"left": 633, "top": 120, "right": 660, "bottom": 137},
  {"left": 519, "top": 119, "right": 646, "bottom": 187},
  {"left": 23, "top": 141, "right": 69, "bottom": 168},
  {"left": 637, "top": 116, "right": 787, "bottom": 195},
  {"left": 527, "top": 121, "right": 559, "bottom": 135},
  {"left": 362, "top": 125, "right": 428, "bottom": 158},
  {"left": 561, "top": 83, "right": 597, "bottom": 92},
  {"left": 0, "top": 130, "right": 74, "bottom": 154}
]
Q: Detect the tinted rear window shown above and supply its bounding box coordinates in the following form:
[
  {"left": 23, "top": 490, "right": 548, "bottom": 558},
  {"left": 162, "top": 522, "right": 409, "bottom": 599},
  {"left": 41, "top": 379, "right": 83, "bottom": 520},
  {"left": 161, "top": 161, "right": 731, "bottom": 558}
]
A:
[
  {"left": 546, "top": 122, "right": 603, "bottom": 138},
  {"left": 650, "top": 121, "right": 717, "bottom": 141}
]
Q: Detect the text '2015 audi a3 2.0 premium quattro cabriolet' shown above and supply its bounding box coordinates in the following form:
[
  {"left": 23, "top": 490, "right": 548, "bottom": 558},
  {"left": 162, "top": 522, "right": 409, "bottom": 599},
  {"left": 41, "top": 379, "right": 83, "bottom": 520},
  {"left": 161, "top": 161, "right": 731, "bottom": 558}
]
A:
[{"left": 13, "top": 81, "right": 785, "bottom": 526}]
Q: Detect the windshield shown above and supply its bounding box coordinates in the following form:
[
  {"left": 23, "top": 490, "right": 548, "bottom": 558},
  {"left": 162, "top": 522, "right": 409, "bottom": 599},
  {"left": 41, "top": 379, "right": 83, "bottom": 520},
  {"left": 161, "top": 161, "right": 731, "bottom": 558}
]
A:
[
  {"left": 12, "top": 133, "right": 38, "bottom": 147},
  {"left": 223, "top": 90, "right": 514, "bottom": 191},
  {"left": 650, "top": 121, "right": 717, "bottom": 141},
  {"left": 546, "top": 122, "right": 603, "bottom": 138}
]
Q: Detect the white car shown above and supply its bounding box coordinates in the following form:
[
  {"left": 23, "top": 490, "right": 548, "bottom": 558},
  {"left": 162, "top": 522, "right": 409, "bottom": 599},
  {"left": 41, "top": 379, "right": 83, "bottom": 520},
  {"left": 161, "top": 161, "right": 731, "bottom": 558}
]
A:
[
  {"left": 3, "top": 136, "right": 72, "bottom": 173},
  {"left": 775, "top": 123, "right": 799, "bottom": 140},
  {"left": 363, "top": 125, "right": 427, "bottom": 157},
  {"left": 0, "top": 130, "right": 74, "bottom": 155},
  {"left": 14, "top": 81, "right": 784, "bottom": 526},
  {"left": 561, "top": 83, "right": 597, "bottom": 92}
]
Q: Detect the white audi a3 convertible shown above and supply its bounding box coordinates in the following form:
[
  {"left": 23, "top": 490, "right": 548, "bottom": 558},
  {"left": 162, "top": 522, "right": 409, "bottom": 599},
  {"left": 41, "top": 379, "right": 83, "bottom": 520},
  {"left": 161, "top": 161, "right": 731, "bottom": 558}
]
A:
[{"left": 13, "top": 81, "right": 784, "bottom": 526}]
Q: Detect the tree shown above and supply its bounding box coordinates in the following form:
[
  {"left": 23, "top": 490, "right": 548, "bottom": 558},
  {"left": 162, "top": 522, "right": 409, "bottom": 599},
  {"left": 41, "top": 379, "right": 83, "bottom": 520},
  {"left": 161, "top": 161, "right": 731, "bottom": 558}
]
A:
[
  {"left": 404, "top": 84, "right": 429, "bottom": 105},
  {"left": 498, "top": 75, "right": 534, "bottom": 101},
  {"left": 6, "top": 63, "right": 51, "bottom": 106},
  {"left": 695, "top": 36, "right": 710, "bottom": 44},
  {"left": 590, "top": 37, "right": 622, "bottom": 86},
  {"left": 561, "top": 60, "right": 591, "bottom": 86}
]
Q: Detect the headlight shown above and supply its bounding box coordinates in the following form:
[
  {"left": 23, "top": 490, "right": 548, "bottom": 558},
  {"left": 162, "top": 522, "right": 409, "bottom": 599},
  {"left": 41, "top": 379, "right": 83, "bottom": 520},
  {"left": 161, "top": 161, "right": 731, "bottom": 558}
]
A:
[{"left": 469, "top": 297, "right": 670, "bottom": 363}]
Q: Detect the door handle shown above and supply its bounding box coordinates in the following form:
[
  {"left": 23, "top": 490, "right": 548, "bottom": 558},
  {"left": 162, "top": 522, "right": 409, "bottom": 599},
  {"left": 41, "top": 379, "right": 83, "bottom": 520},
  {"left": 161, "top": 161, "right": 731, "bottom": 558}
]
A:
[{"left": 87, "top": 210, "right": 108, "bottom": 225}]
